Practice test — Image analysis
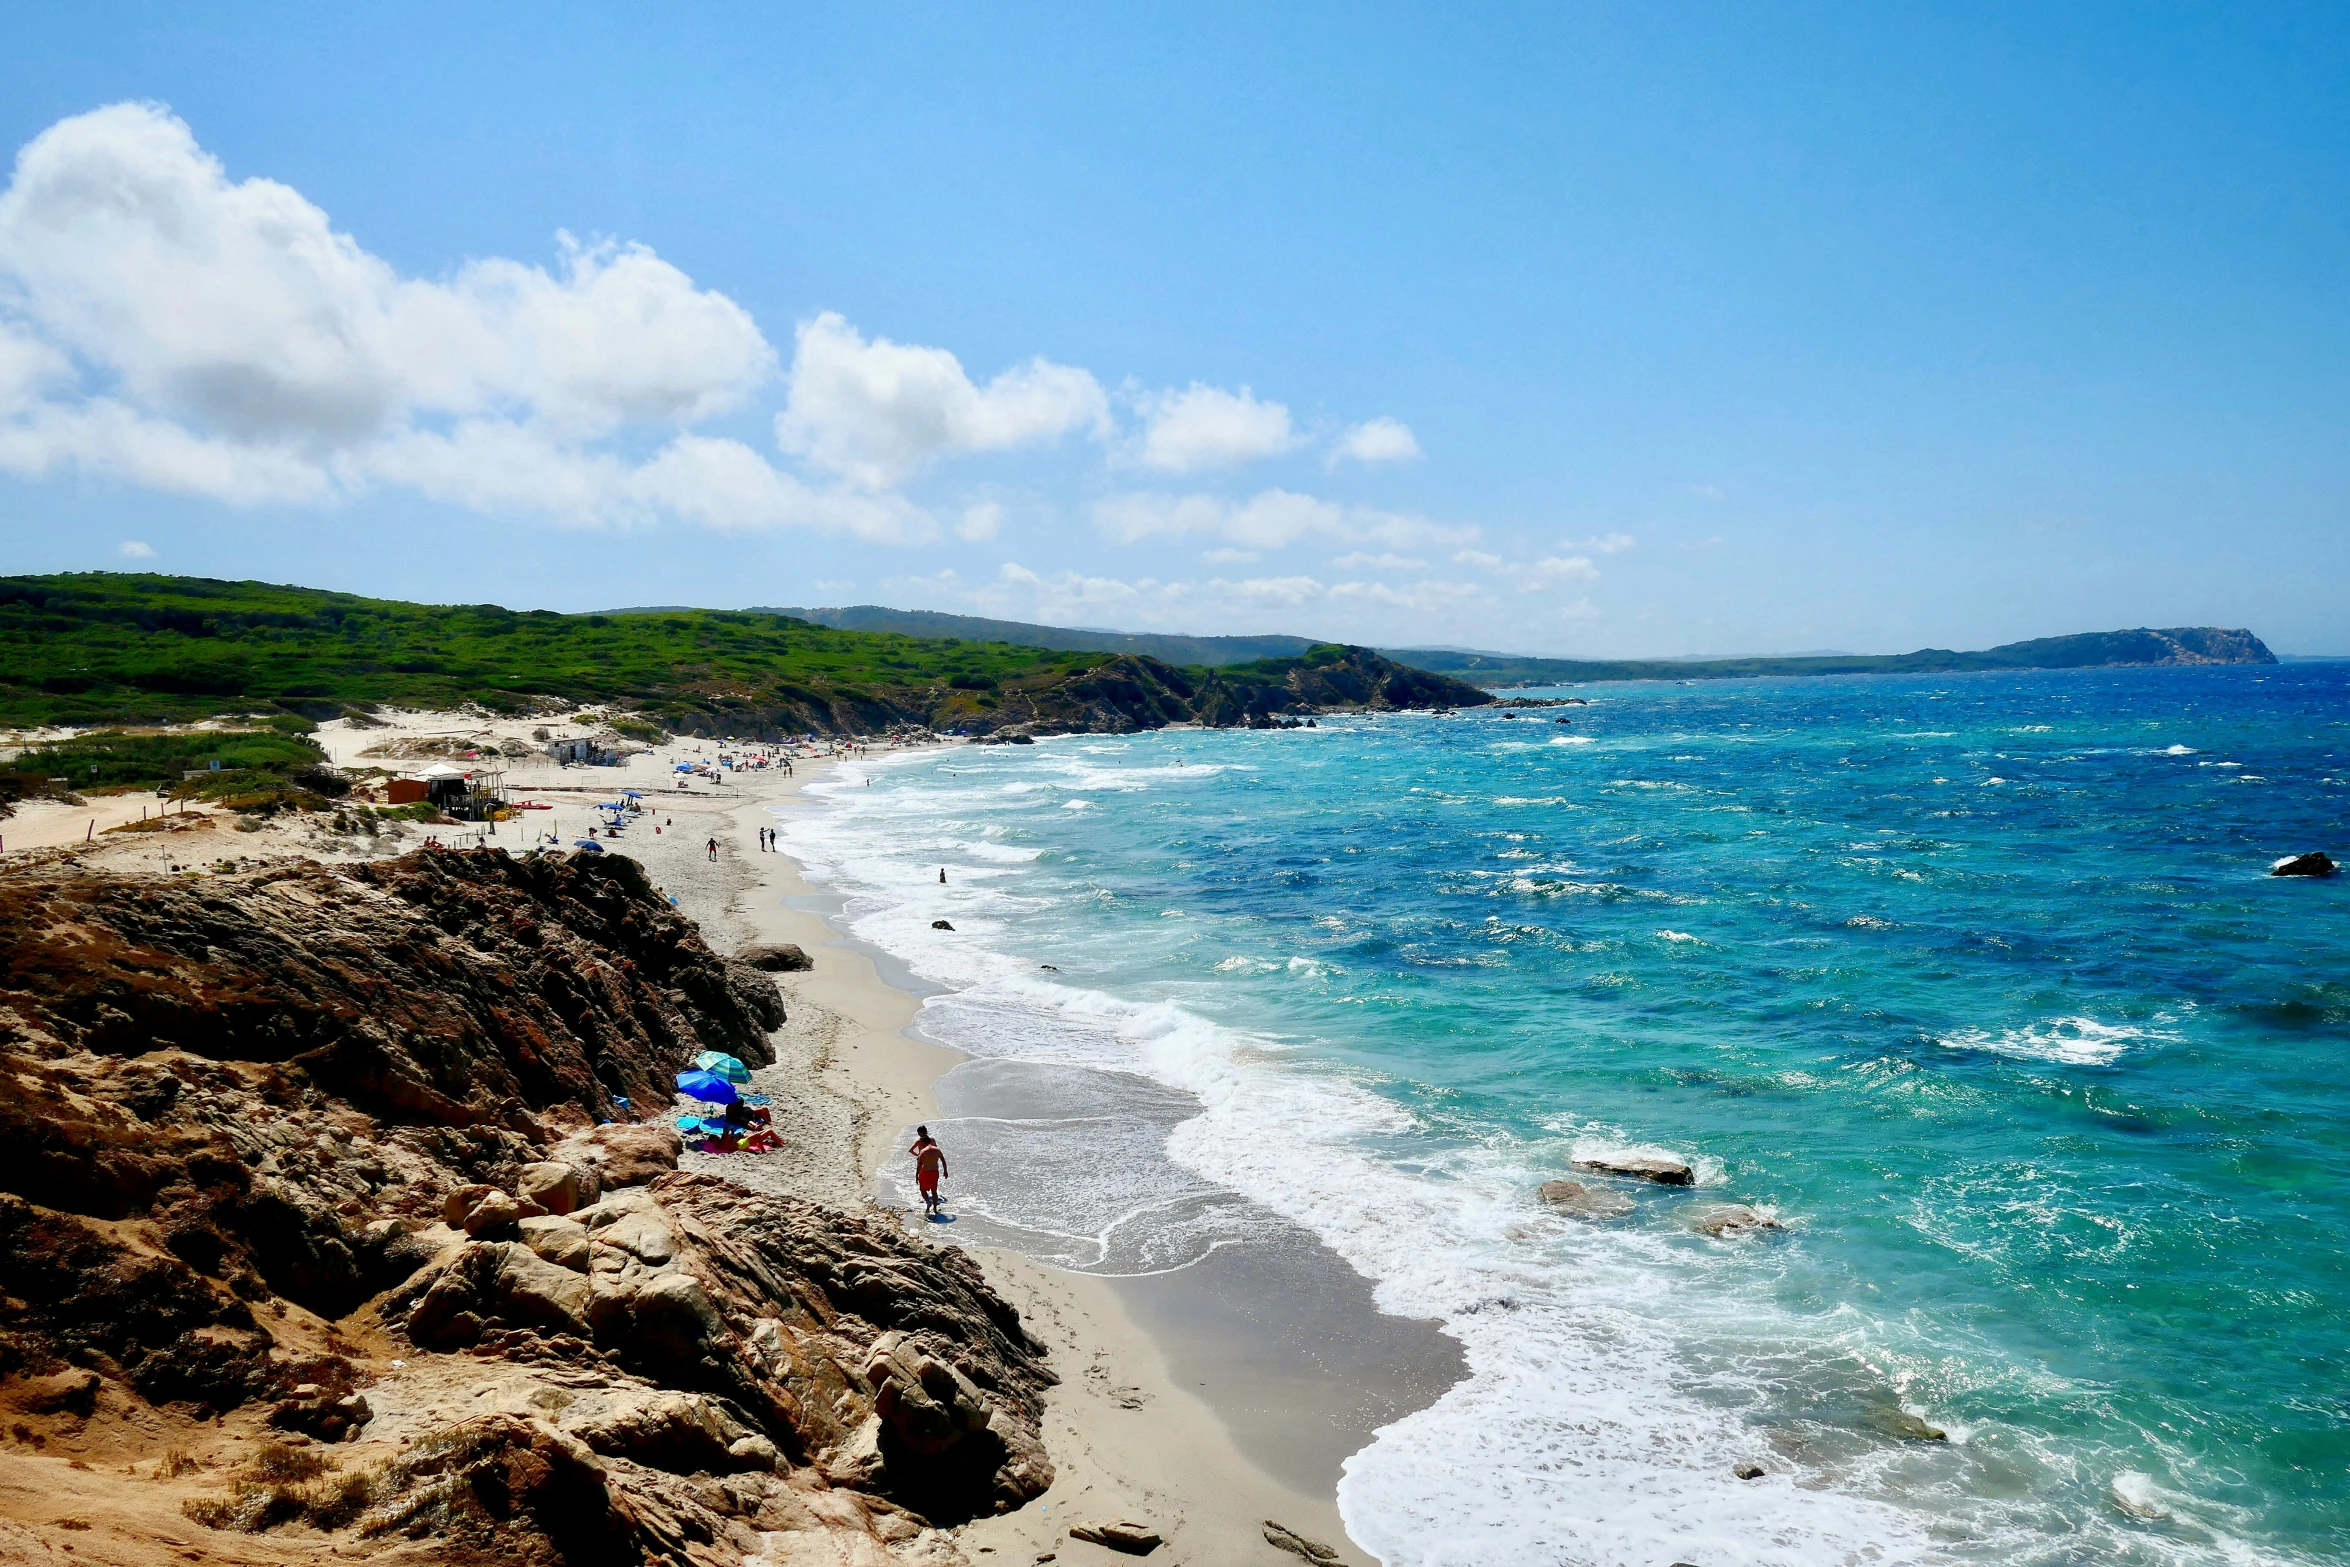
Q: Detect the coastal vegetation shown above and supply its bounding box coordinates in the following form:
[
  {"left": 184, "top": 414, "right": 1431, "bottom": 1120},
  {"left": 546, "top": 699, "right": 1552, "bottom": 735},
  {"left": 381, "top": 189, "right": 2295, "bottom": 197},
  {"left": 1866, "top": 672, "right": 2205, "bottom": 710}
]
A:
[
  {"left": 760, "top": 602, "right": 2280, "bottom": 685},
  {"left": 0, "top": 574, "right": 1489, "bottom": 760}
]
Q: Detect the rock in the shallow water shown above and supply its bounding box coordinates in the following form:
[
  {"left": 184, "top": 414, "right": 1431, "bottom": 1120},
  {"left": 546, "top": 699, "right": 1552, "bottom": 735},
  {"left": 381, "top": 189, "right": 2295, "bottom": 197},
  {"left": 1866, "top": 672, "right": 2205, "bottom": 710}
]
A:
[
  {"left": 2271, "top": 851, "right": 2338, "bottom": 877},
  {"left": 1875, "top": 1407, "right": 1948, "bottom": 1442},
  {"left": 738, "top": 941, "right": 813, "bottom": 972},
  {"left": 553, "top": 1122, "right": 684, "bottom": 1188},
  {"left": 1071, "top": 1519, "right": 1162, "bottom": 1555},
  {"left": 1686, "top": 1203, "right": 1782, "bottom": 1237},
  {"left": 1537, "top": 1179, "right": 1636, "bottom": 1219},
  {"left": 1572, "top": 1150, "right": 1694, "bottom": 1186},
  {"left": 1264, "top": 1519, "right": 1341, "bottom": 1562},
  {"left": 517, "top": 1159, "right": 598, "bottom": 1216},
  {"left": 1734, "top": 1462, "right": 1766, "bottom": 1479},
  {"left": 932, "top": 919, "right": 955, "bottom": 931}
]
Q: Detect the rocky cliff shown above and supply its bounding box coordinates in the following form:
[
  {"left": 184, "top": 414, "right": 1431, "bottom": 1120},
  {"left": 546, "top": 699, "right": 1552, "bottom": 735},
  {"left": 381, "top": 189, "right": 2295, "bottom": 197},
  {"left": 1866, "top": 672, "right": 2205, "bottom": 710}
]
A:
[
  {"left": 0, "top": 846, "right": 1055, "bottom": 1564},
  {"left": 943, "top": 645, "right": 1493, "bottom": 736}
]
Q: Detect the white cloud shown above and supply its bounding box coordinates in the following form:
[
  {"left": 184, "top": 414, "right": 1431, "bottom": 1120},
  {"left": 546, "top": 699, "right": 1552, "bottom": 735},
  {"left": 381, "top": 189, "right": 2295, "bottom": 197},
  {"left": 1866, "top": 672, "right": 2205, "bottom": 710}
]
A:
[
  {"left": 1579, "top": 531, "right": 1636, "bottom": 553},
  {"left": 116, "top": 539, "right": 154, "bottom": 558},
  {"left": 1096, "top": 488, "right": 1474, "bottom": 552},
  {"left": 1452, "top": 549, "right": 1503, "bottom": 571},
  {"left": 1521, "top": 554, "right": 1600, "bottom": 589},
  {"left": 0, "top": 102, "right": 926, "bottom": 537},
  {"left": 1331, "top": 551, "right": 1427, "bottom": 571},
  {"left": 775, "top": 312, "right": 1106, "bottom": 490},
  {"left": 1330, "top": 416, "right": 1421, "bottom": 466},
  {"left": 0, "top": 105, "right": 1446, "bottom": 549},
  {"left": 0, "top": 106, "right": 772, "bottom": 448},
  {"left": 880, "top": 560, "right": 1495, "bottom": 640},
  {"left": 1134, "top": 384, "right": 1297, "bottom": 472},
  {"left": 1201, "top": 547, "right": 1259, "bottom": 564}
]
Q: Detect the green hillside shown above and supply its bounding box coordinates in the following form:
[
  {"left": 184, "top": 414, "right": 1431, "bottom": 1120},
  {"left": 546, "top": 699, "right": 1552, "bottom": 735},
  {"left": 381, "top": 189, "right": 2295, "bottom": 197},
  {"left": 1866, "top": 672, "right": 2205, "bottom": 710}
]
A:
[
  {"left": 0, "top": 574, "right": 1484, "bottom": 740},
  {"left": 763, "top": 603, "right": 1318, "bottom": 666},
  {"left": 736, "top": 602, "right": 2278, "bottom": 686}
]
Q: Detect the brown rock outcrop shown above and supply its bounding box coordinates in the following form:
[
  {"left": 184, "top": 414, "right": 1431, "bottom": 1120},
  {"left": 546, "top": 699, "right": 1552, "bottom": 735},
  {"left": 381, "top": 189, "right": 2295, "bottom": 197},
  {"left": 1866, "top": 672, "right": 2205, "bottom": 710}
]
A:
[{"left": 0, "top": 844, "right": 1056, "bottom": 1561}]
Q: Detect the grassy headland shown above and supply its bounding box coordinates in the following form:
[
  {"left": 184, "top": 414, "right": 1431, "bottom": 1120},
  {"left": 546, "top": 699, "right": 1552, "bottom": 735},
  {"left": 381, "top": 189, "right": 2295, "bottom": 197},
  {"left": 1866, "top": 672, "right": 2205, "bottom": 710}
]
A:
[{"left": 0, "top": 573, "right": 1487, "bottom": 748}]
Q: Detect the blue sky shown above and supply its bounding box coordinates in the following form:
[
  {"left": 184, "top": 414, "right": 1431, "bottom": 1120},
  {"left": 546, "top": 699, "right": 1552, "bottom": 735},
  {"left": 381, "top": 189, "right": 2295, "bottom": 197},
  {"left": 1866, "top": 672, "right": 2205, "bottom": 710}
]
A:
[{"left": 1, "top": 3, "right": 2344, "bottom": 655}]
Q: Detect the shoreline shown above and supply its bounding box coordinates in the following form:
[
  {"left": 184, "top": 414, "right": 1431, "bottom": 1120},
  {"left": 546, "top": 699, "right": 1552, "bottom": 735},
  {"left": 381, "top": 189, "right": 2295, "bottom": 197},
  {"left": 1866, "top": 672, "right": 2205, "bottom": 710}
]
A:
[
  {"left": 672, "top": 749, "right": 1443, "bottom": 1565},
  {"left": 0, "top": 711, "right": 1452, "bottom": 1564}
]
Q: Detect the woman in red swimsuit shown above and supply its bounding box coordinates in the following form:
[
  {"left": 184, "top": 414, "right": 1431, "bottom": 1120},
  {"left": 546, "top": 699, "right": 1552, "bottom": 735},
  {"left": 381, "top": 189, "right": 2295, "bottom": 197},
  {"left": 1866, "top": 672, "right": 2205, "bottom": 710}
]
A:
[{"left": 909, "top": 1126, "right": 949, "bottom": 1216}]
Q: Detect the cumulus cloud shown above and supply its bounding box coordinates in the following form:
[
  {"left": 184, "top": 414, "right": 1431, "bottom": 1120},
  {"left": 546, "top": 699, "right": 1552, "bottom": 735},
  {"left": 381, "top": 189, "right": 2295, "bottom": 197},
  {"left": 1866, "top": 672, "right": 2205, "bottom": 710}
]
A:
[
  {"left": 1095, "top": 488, "right": 1473, "bottom": 552},
  {"left": 1579, "top": 531, "right": 1636, "bottom": 553},
  {"left": 1446, "top": 547, "right": 1602, "bottom": 591},
  {"left": 880, "top": 560, "right": 1492, "bottom": 638},
  {"left": 1330, "top": 551, "right": 1428, "bottom": 571},
  {"left": 1519, "top": 554, "right": 1600, "bottom": 590},
  {"left": 1330, "top": 416, "right": 1421, "bottom": 466},
  {"left": 775, "top": 312, "right": 1107, "bottom": 489},
  {"left": 0, "top": 104, "right": 1440, "bottom": 549},
  {"left": 117, "top": 539, "right": 154, "bottom": 558},
  {"left": 0, "top": 102, "right": 940, "bottom": 537},
  {"left": 1134, "top": 384, "right": 1297, "bottom": 472}
]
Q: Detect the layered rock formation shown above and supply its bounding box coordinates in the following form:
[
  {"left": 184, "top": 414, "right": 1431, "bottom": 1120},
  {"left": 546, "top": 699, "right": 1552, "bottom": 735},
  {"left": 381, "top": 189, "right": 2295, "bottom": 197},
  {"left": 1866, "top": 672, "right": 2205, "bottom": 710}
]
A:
[
  {"left": 0, "top": 845, "right": 1055, "bottom": 1564},
  {"left": 947, "top": 646, "right": 1492, "bottom": 737}
]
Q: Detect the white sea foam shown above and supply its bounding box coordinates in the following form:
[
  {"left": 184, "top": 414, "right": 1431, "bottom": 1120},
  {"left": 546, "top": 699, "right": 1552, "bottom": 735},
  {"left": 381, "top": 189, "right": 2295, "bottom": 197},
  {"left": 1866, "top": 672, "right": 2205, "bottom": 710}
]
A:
[
  {"left": 1938, "top": 1015, "right": 2170, "bottom": 1067},
  {"left": 774, "top": 751, "right": 2296, "bottom": 1567}
]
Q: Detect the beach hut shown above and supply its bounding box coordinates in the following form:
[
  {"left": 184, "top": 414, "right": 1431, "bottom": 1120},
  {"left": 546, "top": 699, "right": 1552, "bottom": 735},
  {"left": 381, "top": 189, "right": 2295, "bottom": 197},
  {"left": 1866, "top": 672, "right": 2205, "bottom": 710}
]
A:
[{"left": 414, "top": 761, "right": 471, "bottom": 811}]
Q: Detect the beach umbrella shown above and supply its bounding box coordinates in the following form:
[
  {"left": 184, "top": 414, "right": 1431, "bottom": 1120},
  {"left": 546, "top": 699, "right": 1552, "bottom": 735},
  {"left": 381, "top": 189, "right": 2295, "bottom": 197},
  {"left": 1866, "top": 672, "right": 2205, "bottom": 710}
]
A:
[
  {"left": 621, "top": 790, "right": 644, "bottom": 798},
  {"left": 571, "top": 839, "right": 606, "bottom": 852},
  {"left": 692, "top": 1050, "right": 751, "bottom": 1084},
  {"left": 676, "top": 1069, "right": 738, "bottom": 1104}
]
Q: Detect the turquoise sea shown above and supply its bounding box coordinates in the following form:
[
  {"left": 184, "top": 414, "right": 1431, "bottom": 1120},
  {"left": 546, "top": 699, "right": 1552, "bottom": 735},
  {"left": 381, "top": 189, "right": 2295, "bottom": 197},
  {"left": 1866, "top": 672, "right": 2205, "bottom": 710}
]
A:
[{"left": 779, "top": 664, "right": 2349, "bottom": 1567}]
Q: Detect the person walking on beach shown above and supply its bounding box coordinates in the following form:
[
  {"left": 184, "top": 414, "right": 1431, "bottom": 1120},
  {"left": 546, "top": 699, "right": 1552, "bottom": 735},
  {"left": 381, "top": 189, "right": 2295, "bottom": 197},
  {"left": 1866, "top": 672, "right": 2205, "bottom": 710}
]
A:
[
  {"left": 909, "top": 1125, "right": 949, "bottom": 1216},
  {"left": 706, "top": 836, "right": 719, "bottom": 862}
]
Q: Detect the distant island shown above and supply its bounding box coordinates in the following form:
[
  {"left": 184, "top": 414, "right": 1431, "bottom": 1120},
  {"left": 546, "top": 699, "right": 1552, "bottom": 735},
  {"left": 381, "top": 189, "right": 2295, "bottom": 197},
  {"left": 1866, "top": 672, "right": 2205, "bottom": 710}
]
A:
[
  {"left": 770, "top": 604, "right": 2277, "bottom": 686},
  {"left": 1389, "top": 626, "right": 2277, "bottom": 686}
]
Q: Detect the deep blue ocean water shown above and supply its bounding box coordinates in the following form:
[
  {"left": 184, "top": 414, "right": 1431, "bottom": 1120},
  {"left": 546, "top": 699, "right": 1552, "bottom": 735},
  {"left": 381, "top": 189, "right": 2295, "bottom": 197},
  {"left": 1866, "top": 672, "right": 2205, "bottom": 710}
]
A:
[{"left": 780, "top": 663, "right": 2348, "bottom": 1567}]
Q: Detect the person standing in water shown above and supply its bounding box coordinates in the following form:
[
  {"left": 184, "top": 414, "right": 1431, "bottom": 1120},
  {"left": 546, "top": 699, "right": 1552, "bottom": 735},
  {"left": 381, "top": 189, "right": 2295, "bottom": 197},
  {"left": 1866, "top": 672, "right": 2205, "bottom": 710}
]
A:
[{"left": 909, "top": 1125, "right": 949, "bottom": 1216}]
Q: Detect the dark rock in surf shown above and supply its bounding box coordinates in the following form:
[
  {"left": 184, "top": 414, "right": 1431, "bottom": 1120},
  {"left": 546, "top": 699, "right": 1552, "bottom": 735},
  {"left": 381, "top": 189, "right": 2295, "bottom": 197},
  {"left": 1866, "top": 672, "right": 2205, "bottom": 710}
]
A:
[
  {"left": 1686, "top": 1203, "right": 1782, "bottom": 1237},
  {"left": 933, "top": 919, "right": 955, "bottom": 930},
  {"left": 1537, "top": 1180, "right": 1635, "bottom": 1219},
  {"left": 2271, "top": 852, "right": 2337, "bottom": 878},
  {"left": 1571, "top": 1151, "right": 1694, "bottom": 1186}
]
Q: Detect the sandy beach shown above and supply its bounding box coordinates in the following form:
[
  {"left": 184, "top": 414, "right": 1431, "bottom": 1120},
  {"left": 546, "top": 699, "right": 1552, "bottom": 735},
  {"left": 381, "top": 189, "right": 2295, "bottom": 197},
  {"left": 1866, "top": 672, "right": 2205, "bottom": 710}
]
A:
[
  {"left": 0, "top": 707, "right": 1458, "bottom": 1564},
  {"left": 607, "top": 739, "right": 1414, "bottom": 1567}
]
